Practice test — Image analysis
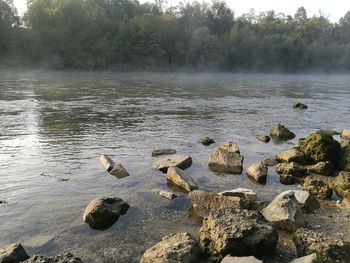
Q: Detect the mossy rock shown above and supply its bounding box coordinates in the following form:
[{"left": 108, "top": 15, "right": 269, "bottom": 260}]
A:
[
  {"left": 342, "top": 145, "right": 350, "bottom": 171},
  {"left": 298, "top": 132, "right": 342, "bottom": 168},
  {"left": 331, "top": 171, "right": 350, "bottom": 199}
]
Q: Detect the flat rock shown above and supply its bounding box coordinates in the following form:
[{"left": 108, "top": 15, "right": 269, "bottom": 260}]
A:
[
  {"left": 276, "top": 162, "right": 307, "bottom": 177},
  {"left": 166, "top": 166, "right": 198, "bottom": 192},
  {"left": 140, "top": 232, "right": 200, "bottom": 263},
  {"left": 0, "top": 243, "right": 29, "bottom": 263},
  {"left": 23, "top": 253, "right": 83, "bottom": 263},
  {"left": 208, "top": 142, "right": 244, "bottom": 174},
  {"left": 218, "top": 188, "right": 257, "bottom": 202},
  {"left": 262, "top": 191, "right": 304, "bottom": 231},
  {"left": 153, "top": 155, "right": 192, "bottom": 173},
  {"left": 199, "top": 209, "right": 278, "bottom": 259},
  {"left": 188, "top": 190, "right": 247, "bottom": 218},
  {"left": 293, "top": 228, "right": 350, "bottom": 262},
  {"left": 341, "top": 129, "right": 350, "bottom": 140},
  {"left": 246, "top": 163, "right": 268, "bottom": 183},
  {"left": 256, "top": 134, "right": 270, "bottom": 143},
  {"left": 279, "top": 190, "right": 320, "bottom": 213},
  {"left": 158, "top": 190, "right": 177, "bottom": 200},
  {"left": 302, "top": 177, "right": 332, "bottom": 200},
  {"left": 290, "top": 253, "right": 317, "bottom": 263},
  {"left": 317, "top": 129, "right": 341, "bottom": 136},
  {"left": 331, "top": 171, "right": 350, "bottom": 200},
  {"left": 276, "top": 148, "right": 305, "bottom": 164},
  {"left": 83, "top": 197, "right": 129, "bottom": 230},
  {"left": 200, "top": 137, "right": 215, "bottom": 146},
  {"left": 221, "top": 255, "right": 262, "bottom": 263},
  {"left": 270, "top": 124, "right": 295, "bottom": 141},
  {"left": 151, "top": 148, "right": 176, "bottom": 157},
  {"left": 261, "top": 157, "right": 278, "bottom": 166}
]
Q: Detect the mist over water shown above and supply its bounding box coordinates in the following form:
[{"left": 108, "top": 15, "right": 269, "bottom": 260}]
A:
[{"left": 0, "top": 70, "right": 350, "bottom": 262}]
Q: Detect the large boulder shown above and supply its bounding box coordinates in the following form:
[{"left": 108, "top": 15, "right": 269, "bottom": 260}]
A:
[
  {"left": 331, "top": 171, "right": 350, "bottom": 200},
  {"left": 166, "top": 167, "right": 198, "bottom": 192},
  {"left": 298, "top": 132, "right": 342, "bottom": 168},
  {"left": 293, "top": 228, "right": 350, "bottom": 263},
  {"left": 276, "top": 148, "right": 306, "bottom": 164},
  {"left": 199, "top": 209, "right": 278, "bottom": 259},
  {"left": 306, "top": 161, "right": 333, "bottom": 176},
  {"left": 153, "top": 155, "right": 192, "bottom": 173},
  {"left": 290, "top": 253, "right": 317, "bottom": 263},
  {"left": 151, "top": 148, "right": 176, "bottom": 157},
  {"left": 83, "top": 197, "right": 129, "bottom": 230},
  {"left": 221, "top": 255, "right": 262, "bottom": 263},
  {"left": 261, "top": 191, "right": 304, "bottom": 231},
  {"left": 23, "top": 253, "right": 83, "bottom": 263},
  {"left": 0, "top": 243, "right": 29, "bottom": 263},
  {"left": 279, "top": 190, "right": 320, "bottom": 213},
  {"left": 302, "top": 177, "right": 332, "bottom": 200},
  {"left": 341, "top": 129, "right": 350, "bottom": 140},
  {"left": 270, "top": 124, "right": 295, "bottom": 141},
  {"left": 140, "top": 232, "right": 200, "bottom": 263},
  {"left": 276, "top": 162, "right": 307, "bottom": 177},
  {"left": 218, "top": 188, "right": 257, "bottom": 203},
  {"left": 188, "top": 190, "right": 247, "bottom": 218},
  {"left": 246, "top": 163, "right": 268, "bottom": 183},
  {"left": 208, "top": 142, "right": 244, "bottom": 174}
]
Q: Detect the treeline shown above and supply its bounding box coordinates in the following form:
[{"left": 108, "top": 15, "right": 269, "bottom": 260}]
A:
[{"left": 1, "top": 0, "right": 350, "bottom": 72}]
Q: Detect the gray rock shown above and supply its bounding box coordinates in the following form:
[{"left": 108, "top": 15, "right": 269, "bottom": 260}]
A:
[
  {"left": 302, "top": 177, "right": 332, "bottom": 200},
  {"left": 199, "top": 209, "right": 278, "bottom": 259},
  {"left": 261, "top": 157, "right": 278, "bottom": 166},
  {"left": 0, "top": 243, "right": 29, "bottom": 263},
  {"left": 276, "top": 162, "right": 307, "bottom": 177},
  {"left": 188, "top": 190, "right": 247, "bottom": 218},
  {"left": 276, "top": 148, "right": 305, "bottom": 164},
  {"left": 208, "top": 142, "right": 244, "bottom": 174},
  {"left": 109, "top": 163, "right": 129, "bottom": 179},
  {"left": 331, "top": 171, "right": 350, "bottom": 200},
  {"left": 218, "top": 188, "right": 257, "bottom": 202},
  {"left": 140, "top": 232, "right": 200, "bottom": 263},
  {"left": 279, "top": 190, "right": 320, "bottom": 213},
  {"left": 153, "top": 155, "right": 192, "bottom": 173},
  {"left": 99, "top": 154, "right": 114, "bottom": 172},
  {"left": 221, "top": 255, "right": 262, "bottom": 263},
  {"left": 290, "top": 253, "right": 317, "bottom": 263},
  {"left": 83, "top": 197, "right": 129, "bottom": 230},
  {"left": 256, "top": 134, "right": 270, "bottom": 143},
  {"left": 293, "top": 228, "right": 350, "bottom": 262},
  {"left": 246, "top": 163, "right": 268, "bottom": 183},
  {"left": 262, "top": 191, "right": 304, "bottom": 231},
  {"left": 158, "top": 190, "right": 177, "bottom": 200},
  {"left": 151, "top": 148, "right": 176, "bottom": 157},
  {"left": 166, "top": 167, "right": 198, "bottom": 192},
  {"left": 293, "top": 103, "right": 308, "bottom": 109},
  {"left": 341, "top": 129, "right": 350, "bottom": 140},
  {"left": 306, "top": 161, "right": 333, "bottom": 176},
  {"left": 23, "top": 253, "right": 83, "bottom": 263},
  {"left": 200, "top": 137, "right": 215, "bottom": 146},
  {"left": 270, "top": 124, "right": 296, "bottom": 141}
]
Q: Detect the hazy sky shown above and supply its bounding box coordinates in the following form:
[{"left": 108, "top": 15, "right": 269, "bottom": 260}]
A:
[{"left": 13, "top": 0, "right": 350, "bottom": 22}]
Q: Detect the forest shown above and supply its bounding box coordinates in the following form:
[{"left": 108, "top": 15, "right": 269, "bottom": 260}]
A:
[{"left": 1, "top": 0, "right": 350, "bottom": 72}]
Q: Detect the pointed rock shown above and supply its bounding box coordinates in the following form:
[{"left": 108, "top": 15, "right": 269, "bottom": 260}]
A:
[
  {"left": 270, "top": 124, "right": 295, "bottom": 141},
  {"left": 279, "top": 190, "right": 320, "bottom": 213},
  {"left": 0, "top": 243, "right": 29, "bottom": 263},
  {"left": 166, "top": 166, "right": 198, "bottom": 192}
]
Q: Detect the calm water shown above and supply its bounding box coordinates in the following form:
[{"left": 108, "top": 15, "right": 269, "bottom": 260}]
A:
[{"left": 0, "top": 71, "right": 350, "bottom": 262}]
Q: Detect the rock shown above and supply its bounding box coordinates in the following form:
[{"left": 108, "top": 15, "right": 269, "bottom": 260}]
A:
[
  {"left": 23, "top": 253, "right": 83, "bottom": 263},
  {"left": 293, "top": 228, "right": 350, "bottom": 262},
  {"left": 200, "top": 137, "right": 215, "bottom": 146},
  {"left": 298, "top": 132, "right": 342, "bottom": 168},
  {"left": 218, "top": 188, "right": 257, "bottom": 202},
  {"left": 280, "top": 173, "right": 297, "bottom": 185},
  {"left": 140, "top": 232, "right": 200, "bottom": 263},
  {"left": 290, "top": 253, "right": 317, "bottom": 263},
  {"left": 166, "top": 166, "right": 198, "bottom": 192},
  {"left": 158, "top": 190, "right": 177, "bottom": 200},
  {"left": 279, "top": 190, "right": 320, "bottom": 213},
  {"left": 276, "top": 162, "right": 307, "bottom": 177},
  {"left": 256, "top": 134, "right": 270, "bottom": 143},
  {"left": 261, "top": 157, "right": 278, "bottom": 166},
  {"left": 341, "top": 145, "right": 350, "bottom": 171},
  {"left": 0, "top": 243, "right": 29, "bottom": 263},
  {"left": 262, "top": 191, "right": 304, "bottom": 231},
  {"left": 276, "top": 148, "right": 306, "bottom": 164},
  {"left": 99, "top": 154, "right": 114, "bottom": 172},
  {"left": 246, "top": 163, "right": 268, "bottom": 183},
  {"left": 151, "top": 148, "right": 176, "bottom": 157},
  {"left": 153, "top": 155, "right": 192, "bottom": 173},
  {"left": 302, "top": 177, "right": 333, "bottom": 200},
  {"left": 270, "top": 124, "right": 296, "bottom": 141},
  {"left": 316, "top": 129, "right": 341, "bottom": 136},
  {"left": 221, "top": 255, "right": 262, "bottom": 263},
  {"left": 331, "top": 171, "right": 350, "bottom": 200},
  {"left": 83, "top": 197, "right": 129, "bottom": 230},
  {"left": 306, "top": 161, "right": 333, "bottom": 176},
  {"left": 208, "top": 142, "right": 244, "bottom": 174},
  {"left": 109, "top": 163, "right": 129, "bottom": 179},
  {"left": 340, "top": 140, "right": 350, "bottom": 148},
  {"left": 293, "top": 103, "right": 308, "bottom": 109},
  {"left": 188, "top": 190, "right": 247, "bottom": 218},
  {"left": 199, "top": 209, "right": 278, "bottom": 259},
  {"left": 341, "top": 129, "right": 350, "bottom": 140}
]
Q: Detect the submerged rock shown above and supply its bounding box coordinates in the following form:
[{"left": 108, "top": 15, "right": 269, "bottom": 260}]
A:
[
  {"left": 200, "top": 137, "right": 215, "bottom": 146},
  {"left": 157, "top": 190, "right": 177, "bottom": 200},
  {"left": 221, "top": 255, "right": 262, "bottom": 263},
  {"left": 208, "top": 142, "right": 244, "bottom": 174},
  {"left": 276, "top": 162, "right": 307, "bottom": 177},
  {"left": 218, "top": 188, "right": 257, "bottom": 202},
  {"left": 341, "top": 129, "right": 350, "bottom": 140},
  {"left": 246, "top": 163, "right": 268, "bottom": 183},
  {"left": 290, "top": 253, "right": 317, "bottom": 263},
  {"left": 270, "top": 124, "right": 296, "bottom": 141},
  {"left": 302, "top": 177, "right": 332, "bottom": 200},
  {"left": 153, "top": 155, "right": 192, "bottom": 173},
  {"left": 293, "top": 103, "right": 308, "bottom": 109},
  {"left": 261, "top": 157, "right": 278, "bottom": 166},
  {"left": 331, "top": 171, "right": 350, "bottom": 200},
  {"left": 262, "top": 191, "right": 304, "bottom": 231},
  {"left": 0, "top": 243, "right": 29, "bottom": 263},
  {"left": 199, "top": 209, "right": 278, "bottom": 259},
  {"left": 140, "top": 232, "right": 200, "bottom": 263},
  {"left": 23, "top": 253, "right": 83, "bottom": 263},
  {"left": 293, "top": 228, "right": 350, "bottom": 263},
  {"left": 280, "top": 173, "right": 297, "bottom": 185},
  {"left": 276, "top": 148, "right": 306, "bottom": 164},
  {"left": 166, "top": 166, "right": 198, "bottom": 192},
  {"left": 83, "top": 197, "right": 129, "bottom": 230},
  {"left": 151, "top": 148, "right": 176, "bottom": 157},
  {"left": 188, "top": 190, "right": 247, "bottom": 218},
  {"left": 256, "top": 134, "right": 270, "bottom": 143},
  {"left": 279, "top": 190, "right": 320, "bottom": 213}
]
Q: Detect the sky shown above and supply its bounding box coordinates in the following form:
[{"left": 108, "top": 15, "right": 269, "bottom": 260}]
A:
[{"left": 13, "top": 0, "right": 350, "bottom": 22}]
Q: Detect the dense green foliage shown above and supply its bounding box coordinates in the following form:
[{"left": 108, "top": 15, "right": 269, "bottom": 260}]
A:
[{"left": 1, "top": 0, "right": 350, "bottom": 71}]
